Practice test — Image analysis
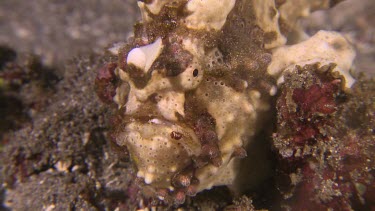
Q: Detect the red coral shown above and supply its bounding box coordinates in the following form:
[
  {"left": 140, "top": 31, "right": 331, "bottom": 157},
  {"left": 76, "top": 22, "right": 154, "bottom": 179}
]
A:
[
  {"left": 292, "top": 82, "right": 338, "bottom": 115},
  {"left": 290, "top": 164, "right": 354, "bottom": 211},
  {"left": 95, "top": 62, "right": 118, "bottom": 104},
  {"left": 276, "top": 73, "right": 340, "bottom": 147},
  {"left": 273, "top": 68, "right": 375, "bottom": 210}
]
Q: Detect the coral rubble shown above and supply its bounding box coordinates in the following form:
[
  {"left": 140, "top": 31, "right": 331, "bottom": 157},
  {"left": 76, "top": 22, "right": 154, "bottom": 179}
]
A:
[
  {"left": 94, "top": 0, "right": 373, "bottom": 209},
  {"left": 273, "top": 66, "right": 374, "bottom": 210}
]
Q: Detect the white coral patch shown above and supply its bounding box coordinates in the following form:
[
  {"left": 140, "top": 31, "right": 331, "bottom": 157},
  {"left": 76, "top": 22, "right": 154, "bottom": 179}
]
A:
[
  {"left": 184, "top": 0, "right": 236, "bottom": 30},
  {"left": 127, "top": 38, "right": 164, "bottom": 73},
  {"left": 268, "top": 30, "right": 356, "bottom": 88}
]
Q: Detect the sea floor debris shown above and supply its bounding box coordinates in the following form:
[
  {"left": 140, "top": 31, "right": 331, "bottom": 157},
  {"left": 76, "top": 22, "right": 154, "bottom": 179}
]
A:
[{"left": 0, "top": 0, "right": 374, "bottom": 210}]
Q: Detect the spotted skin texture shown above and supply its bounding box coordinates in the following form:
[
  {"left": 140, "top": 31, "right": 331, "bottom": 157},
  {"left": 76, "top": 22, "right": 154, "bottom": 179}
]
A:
[
  {"left": 94, "top": 0, "right": 366, "bottom": 209},
  {"left": 95, "top": 0, "right": 276, "bottom": 206}
]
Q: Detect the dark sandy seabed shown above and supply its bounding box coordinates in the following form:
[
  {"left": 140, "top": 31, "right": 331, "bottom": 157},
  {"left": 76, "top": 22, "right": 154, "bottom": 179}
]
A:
[{"left": 0, "top": 0, "right": 374, "bottom": 210}]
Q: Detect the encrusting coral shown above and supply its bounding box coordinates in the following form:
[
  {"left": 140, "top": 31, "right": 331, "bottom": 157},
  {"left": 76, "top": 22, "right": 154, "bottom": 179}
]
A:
[
  {"left": 95, "top": 0, "right": 373, "bottom": 209},
  {"left": 273, "top": 65, "right": 374, "bottom": 210}
]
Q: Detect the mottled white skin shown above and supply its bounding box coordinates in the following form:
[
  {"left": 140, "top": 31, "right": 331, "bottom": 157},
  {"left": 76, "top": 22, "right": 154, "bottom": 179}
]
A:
[
  {"left": 115, "top": 71, "right": 265, "bottom": 192},
  {"left": 115, "top": 0, "right": 268, "bottom": 194},
  {"left": 193, "top": 81, "right": 263, "bottom": 192},
  {"left": 116, "top": 121, "right": 201, "bottom": 187},
  {"left": 116, "top": 56, "right": 203, "bottom": 116},
  {"left": 118, "top": 36, "right": 204, "bottom": 119},
  {"left": 156, "top": 91, "right": 185, "bottom": 121},
  {"left": 268, "top": 30, "right": 356, "bottom": 88},
  {"left": 115, "top": 34, "right": 264, "bottom": 192},
  {"left": 182, "top": 37, "right": 205, "bottom": 60},
  {"left": 184, "top": 0, "right": 236, "bottom": 30},
  {"left": 113, "top": 1, "right": 358, "bottom": 198},
  {"left": 127, "top": 38, "right": 164, "bottom": 73},
  {"left": 113, "top": 83, "right": 130, "bottom": 107},
  {"left": 252, "top": 0, "right": 286, "bottom": 49},
  {"left": 116, "top": 69, "right": 171, "bottom": 114}
]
